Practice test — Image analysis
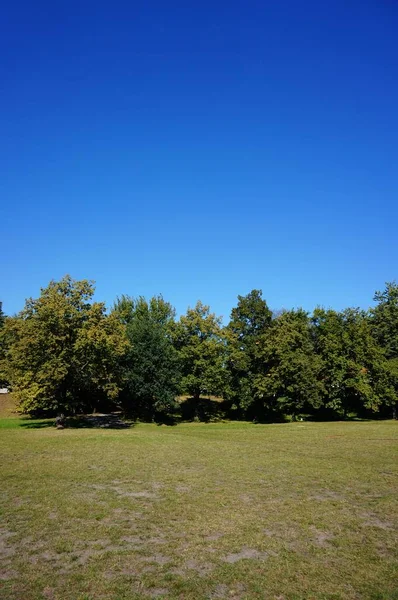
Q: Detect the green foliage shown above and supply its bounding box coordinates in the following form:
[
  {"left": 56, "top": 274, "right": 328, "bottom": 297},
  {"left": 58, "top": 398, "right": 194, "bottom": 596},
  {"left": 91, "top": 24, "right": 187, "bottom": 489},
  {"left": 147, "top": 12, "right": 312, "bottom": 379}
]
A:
[
  {"left": 229, "top": 289, "right": 273, "bottom": 340},
  {"left": 254, "top": 309, "right": 323, "bottom": 419},
  {"left": 311, "top": 308, "right": 347, "bottom": 414},
  {"left": 372, "top": 282, "right": 398, "bottom": 359},
  {"left": 341, "top": 308, "right": 391, "bottom": 414},
  {"left": 2, "top": 276, "right": 127, "bottom": 415},
  {"left": 113, "top": 295, "right": 180, "bottom": 420},
  {"left": 2, "top": 278, "right": 398, "bottom": 421},
  {"left": 0, "top": 302, "right": 8, "bottom": 387},
  {"left": 225, "top": 290, "right": 272, "bottom": 413},
  {"left": 174, "top": 301, "right": 226, "bottom": 400},
  {"left": 371, "top": 282, "right": 398, "bottom": 417},
  {"left": 313, "top": 307, "right": 396, "bottom": 417}
]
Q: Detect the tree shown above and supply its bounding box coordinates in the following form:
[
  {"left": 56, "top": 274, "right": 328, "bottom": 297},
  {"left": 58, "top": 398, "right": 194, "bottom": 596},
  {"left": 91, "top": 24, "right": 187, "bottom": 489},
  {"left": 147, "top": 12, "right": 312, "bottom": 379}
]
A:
[
  {"left": 225, "top": 290, "right": 272, "bottom": 415},
  {"left": 311, "top": 308, "right": 348, "bottom": 416},
  {"left": 113, "top": 295, "right": 181, "bottom": 420},
  {"left": 0, "top": 302, "right": 8, "bottom": 387},
  {"left": 229, "top": 290, "right": 273, "bottom": 341},
  {"left": 73, "top": 303, "right": 128, "bottom": 412},
  {"left": 312, "top": 307, "right": 392, "bottom": 418},
  {"left": 371, "top": 282, "right": 398, "bottom": 418},
  {"left": 2, "top": 276, "right": 127, "bottom": 415},
  {"left": 340, "top": 308, "right": 392, "bottom": 416},
  {"left": 372, "top": 282, "right": 398, "bottom": 359},
  {"left": 173, "top": 301, "right": 226, "bottom": 401},
  {"left": 254, "top": 309, "right": 323, "bottom": 420}
]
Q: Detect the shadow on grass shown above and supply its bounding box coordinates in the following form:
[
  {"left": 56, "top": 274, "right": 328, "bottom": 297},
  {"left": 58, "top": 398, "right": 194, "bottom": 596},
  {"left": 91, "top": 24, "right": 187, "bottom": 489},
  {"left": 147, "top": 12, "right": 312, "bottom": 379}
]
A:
[
  {"left": 154, "top": 413, "right": 179, "bottom": 426},
  {"left": 179, "top": 397, "right": 230, "bottom": 422},
  {"left": 19, "top": 419, "right": 54, "bottom": 429},
  {"left": 19, "top": 414, "right": 135, "bottom": 429}
]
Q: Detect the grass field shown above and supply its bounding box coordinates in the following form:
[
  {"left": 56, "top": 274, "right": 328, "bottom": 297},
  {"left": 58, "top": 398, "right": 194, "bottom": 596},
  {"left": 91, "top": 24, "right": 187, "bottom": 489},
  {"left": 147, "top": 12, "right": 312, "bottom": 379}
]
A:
[{"left": 0, "top": 402, "right": 397, "bottom": 599}]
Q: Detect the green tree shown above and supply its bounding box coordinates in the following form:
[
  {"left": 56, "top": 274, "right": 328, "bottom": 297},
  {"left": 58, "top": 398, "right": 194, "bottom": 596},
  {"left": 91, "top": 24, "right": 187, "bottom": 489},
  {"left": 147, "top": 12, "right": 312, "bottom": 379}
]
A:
[
  {"left": 371, "top": 282, "right": 398, "bottom": 418},
  {"left": 312, "top": 307, "right": 392, "bottom": 417},
  {"left": 174, "top": 301, "right": 226, "bottom": 401},
  {"left": 372, "top": 282, "right": 398, "bottom": 359},
  {"left": 2, "top": 276, "right": 127, "bottom": 415},
  {"left": 311, "top": 308, "right": 348, "bottom": 415},
  {"left": 225, "top": 290, "right": 272, "bottom": 415},
  {"left": 254, "top": 309, "right": 323, "bottom": 420},
  {"left": 0, "top": 302, "right": 8, "bottom": 387},
  {"left": 113, "top": 295, "right": 181, "bottom": 420},
  {"left": 340, "top": 308, "right": 391, "bottom": 416}
]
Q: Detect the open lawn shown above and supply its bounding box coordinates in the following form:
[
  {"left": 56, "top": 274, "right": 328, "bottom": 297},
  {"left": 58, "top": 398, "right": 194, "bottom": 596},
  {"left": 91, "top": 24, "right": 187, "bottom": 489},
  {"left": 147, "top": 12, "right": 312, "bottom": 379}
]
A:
[{"left": 0, "top": 410, "right": 397, "bottom": 599}]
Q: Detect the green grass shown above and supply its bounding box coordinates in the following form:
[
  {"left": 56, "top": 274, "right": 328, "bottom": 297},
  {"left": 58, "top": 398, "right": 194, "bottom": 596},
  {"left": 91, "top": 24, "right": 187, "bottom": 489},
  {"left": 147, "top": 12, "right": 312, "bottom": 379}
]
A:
[{"left": 0, "top": 415, "right": 397, "bottom": 600}]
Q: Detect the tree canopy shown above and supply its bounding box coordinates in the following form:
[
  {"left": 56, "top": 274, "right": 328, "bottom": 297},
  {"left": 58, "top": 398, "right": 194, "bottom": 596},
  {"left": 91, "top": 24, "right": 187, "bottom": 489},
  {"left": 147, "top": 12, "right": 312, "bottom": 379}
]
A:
[
  {"left": 225, "top": 290, "right": 272, "bottom": 415},
  {"left": 113, "top": 295, "right": 181, "bottom": 421},
  {"left": 1, "top": 277, "right": 397, "bottom": 420},
  {"left": 173, "top": 301, "right": 226, "bottom": 401},
  {"left": 1, "top": 276, "right": 127, "bottom": 414}
]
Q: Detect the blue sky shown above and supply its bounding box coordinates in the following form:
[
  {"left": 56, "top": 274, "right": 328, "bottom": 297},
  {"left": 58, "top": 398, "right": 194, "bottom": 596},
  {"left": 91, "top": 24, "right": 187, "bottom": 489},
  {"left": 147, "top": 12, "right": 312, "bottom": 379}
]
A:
[{"left": 1, "top": 1, "right": 397, "bottom": 321}]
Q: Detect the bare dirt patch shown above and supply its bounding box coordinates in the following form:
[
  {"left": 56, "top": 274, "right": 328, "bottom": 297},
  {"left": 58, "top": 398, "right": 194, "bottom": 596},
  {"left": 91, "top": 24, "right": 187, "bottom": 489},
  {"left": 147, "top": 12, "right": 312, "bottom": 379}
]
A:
[
  {"left": 0, "top": 527, "right": 17, "bottom": 580},
  {"left": 263, "top": 528, "right": 277, "bottom": 537},
  {"left": 170, "top": 558, "right": 215, "bottom": 577},
  {"left": 146, "top": 588, "right": 168, "bottom": 598},
  {"left": 204, "top": 533, "right": 224, "bottom": 542},
  {"left": 186, "top": 559, "right": 214, "bottom": 576},
  {"left": 360, "top": 513, "right": 395, "bottom": 530},
  {"left": 142, "top": 553, "right": 171, "bottom": 566},
  {"left": 151, "top": 482, "right": 165, "bottom": 491},
  {"left": 210, "top": 584, "right": 229, "bottom": 598},
  {"left": 90, "top": 483, "right": 159, "bottom": 500},
  {"left": 120, "top": 536, "right": 145, "bottom": 545},
  {"left": 210, "top": 582, "right": 247, "bottom": 599},
  {"left": 101, "top": 508, "right": 144, "bottom": 526},
  {"left": 175, "top": 485, "right": 191, "bottom": 493},
  {"left": 239, "top": 493, "right": 254, "bottom": 504},
  {"left": 0, "top": 528, "right": 16, "bottom": 559},
  {"left": 0, "top": 568, "right": 18, "bottom": 581},
  {"left": 309, "top": 490, "right": 345, "bottom": 502},
  {"left": 27, "top": 535, "right": 151, "bottom": 570},
  {"left": 223, "top": 547, "right": 270, "bottom": 563},
  {"left": 115, "top": 489, "right": 158, "bottom": 499},
  {"left": 310, "top": 526, "right": 335, "bottom": 547}
]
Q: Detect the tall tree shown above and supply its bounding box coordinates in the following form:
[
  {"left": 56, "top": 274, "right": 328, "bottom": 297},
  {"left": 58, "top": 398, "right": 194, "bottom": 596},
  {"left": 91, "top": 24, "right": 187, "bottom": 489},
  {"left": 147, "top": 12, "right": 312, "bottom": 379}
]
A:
[
  {"left": 371, "top": 282, "right": 398, "bottom": 417},
  {"left": 3, "top": 276, "right": 127, "bottom": 415},
  {"left": 312, "top": 307, "right": 393, "bottom": 417},
  {"left": 254, "top": 309, "right": 323, "bottom": 420},
  {"left": 174, "top": 301, "right": 225, "bottom": 401},
  {"left": 372, "top": 282, "right": 398, "bottom": 359},
  {"left": 311, "top": 308, "right": 349, "bottom": 416},
  {"left": 340, "top": 308, "right": 391, "bottom": 416},
  {"left": 113, "top": 295, "right": 181, "bottom": 420},
  {"left": 0, "top": 302, "right": 8, "bottom": 387},
  {"left": 225, "top": 290, "right": 272, "bottom": 414}
]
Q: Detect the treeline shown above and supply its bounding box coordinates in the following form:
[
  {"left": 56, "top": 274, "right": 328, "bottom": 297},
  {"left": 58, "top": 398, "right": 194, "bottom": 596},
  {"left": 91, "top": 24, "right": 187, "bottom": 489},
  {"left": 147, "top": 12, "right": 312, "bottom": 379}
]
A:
[{"left": 0, "top": 276, "right": 397, "bottom": 421}]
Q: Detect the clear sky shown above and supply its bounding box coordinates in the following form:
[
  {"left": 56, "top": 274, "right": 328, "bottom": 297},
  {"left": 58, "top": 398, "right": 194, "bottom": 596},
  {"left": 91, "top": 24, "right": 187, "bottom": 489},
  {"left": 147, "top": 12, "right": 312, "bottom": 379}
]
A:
[{"left": 1, "top": 1, "right": 397, "bottom": 321}]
